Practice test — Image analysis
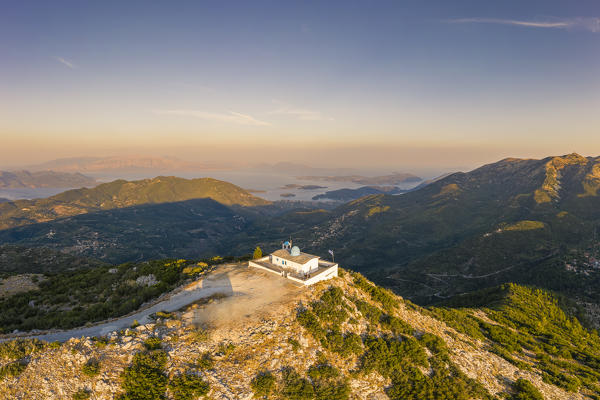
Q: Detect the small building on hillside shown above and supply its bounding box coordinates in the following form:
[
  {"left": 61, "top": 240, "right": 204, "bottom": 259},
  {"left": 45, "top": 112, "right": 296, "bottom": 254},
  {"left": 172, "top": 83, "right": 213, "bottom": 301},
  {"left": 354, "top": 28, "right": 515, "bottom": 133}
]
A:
[{"left": 249, "top": 241, "right": 338, "bottom": 285}]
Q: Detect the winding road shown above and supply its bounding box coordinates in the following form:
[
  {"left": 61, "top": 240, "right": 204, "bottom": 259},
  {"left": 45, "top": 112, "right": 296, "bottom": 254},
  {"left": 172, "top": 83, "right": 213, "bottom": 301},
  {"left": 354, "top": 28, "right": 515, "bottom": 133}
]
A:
[{"left": 0, "top": 265, "right": 239, "bottom": 343}]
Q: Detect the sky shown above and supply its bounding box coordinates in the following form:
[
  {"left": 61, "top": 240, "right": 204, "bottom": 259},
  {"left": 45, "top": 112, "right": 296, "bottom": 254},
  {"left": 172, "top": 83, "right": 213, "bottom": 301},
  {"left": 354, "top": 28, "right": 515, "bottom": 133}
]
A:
[{"left": 1, "top": 0, "right": 599, "bottom": 173}]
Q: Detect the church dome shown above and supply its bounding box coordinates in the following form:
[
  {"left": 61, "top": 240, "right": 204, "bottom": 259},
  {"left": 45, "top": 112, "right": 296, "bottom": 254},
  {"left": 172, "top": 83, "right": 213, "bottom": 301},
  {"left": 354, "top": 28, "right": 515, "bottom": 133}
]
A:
[{"left": 290, "top": 246, "right": 300, "bottom": 256}]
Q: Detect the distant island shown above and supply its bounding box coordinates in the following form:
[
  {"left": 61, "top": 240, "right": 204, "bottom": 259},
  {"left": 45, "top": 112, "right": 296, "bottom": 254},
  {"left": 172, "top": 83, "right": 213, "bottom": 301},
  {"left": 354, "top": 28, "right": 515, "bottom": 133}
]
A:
[
  {"left": 280, "top": 192, "right": 296, "bottom": 198},
  {"left": 297, "top": 172, "right": 421, "bottom": 185},
  {"left": 280, "top": 184, "right": 327, "bottom": 190},
  {"left": 312, "top": 186, "right": 407, "bottom": 201},
  {"left": 0, "top": 170, "right": 97, "bottom": 189}
]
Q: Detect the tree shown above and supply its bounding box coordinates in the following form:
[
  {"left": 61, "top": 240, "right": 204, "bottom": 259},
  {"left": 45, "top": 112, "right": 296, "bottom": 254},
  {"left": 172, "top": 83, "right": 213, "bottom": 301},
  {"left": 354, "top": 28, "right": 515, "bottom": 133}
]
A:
[{"left": 253, "top": 247, "right": 263, "bottom": 259}]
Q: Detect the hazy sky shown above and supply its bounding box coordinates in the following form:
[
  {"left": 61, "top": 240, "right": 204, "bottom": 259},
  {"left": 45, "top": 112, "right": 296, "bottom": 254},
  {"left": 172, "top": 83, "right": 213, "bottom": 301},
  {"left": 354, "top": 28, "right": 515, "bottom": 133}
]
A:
[{"left": 1, "top": 0, "right": 599, "bottom": 171}]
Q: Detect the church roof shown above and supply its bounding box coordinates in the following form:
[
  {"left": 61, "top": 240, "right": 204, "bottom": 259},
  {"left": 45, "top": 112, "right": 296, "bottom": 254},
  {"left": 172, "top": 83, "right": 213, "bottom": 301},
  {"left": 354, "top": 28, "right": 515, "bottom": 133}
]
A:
[{"left": 271, "top": 249, "right": 319, "bottom": 264}]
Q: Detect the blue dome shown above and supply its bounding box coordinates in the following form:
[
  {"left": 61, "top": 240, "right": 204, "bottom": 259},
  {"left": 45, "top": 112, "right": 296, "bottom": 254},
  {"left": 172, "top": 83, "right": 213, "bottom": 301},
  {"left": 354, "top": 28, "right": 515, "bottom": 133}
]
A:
[
  {"left": 283, "top": 241, "right": 290, "bottom": 246},
  {"left": 290, "top": 246, "right": 300, "bottom": 256}
]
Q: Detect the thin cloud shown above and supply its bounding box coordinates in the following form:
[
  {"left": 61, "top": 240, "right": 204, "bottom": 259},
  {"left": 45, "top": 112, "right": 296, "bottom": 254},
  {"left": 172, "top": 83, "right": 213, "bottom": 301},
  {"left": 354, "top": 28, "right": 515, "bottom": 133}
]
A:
[
  {"left": 54, "top": 56, "right": 77, "bottom": 69},
  {"left": 448, "top": 17, "right": 600, "bottom": 32},
  {"left": 269, "top": 102, "right": 333, "bottom": 121},
  {"left": 153, "top": 109, "right": 271, "bottom": 126}
]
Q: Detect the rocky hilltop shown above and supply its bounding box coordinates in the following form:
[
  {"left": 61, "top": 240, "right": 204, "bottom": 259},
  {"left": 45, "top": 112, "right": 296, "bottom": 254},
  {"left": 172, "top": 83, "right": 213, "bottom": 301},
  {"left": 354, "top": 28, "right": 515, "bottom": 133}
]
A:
[{"left": 1, "top": 263, "right": 597, "bottom": 399}]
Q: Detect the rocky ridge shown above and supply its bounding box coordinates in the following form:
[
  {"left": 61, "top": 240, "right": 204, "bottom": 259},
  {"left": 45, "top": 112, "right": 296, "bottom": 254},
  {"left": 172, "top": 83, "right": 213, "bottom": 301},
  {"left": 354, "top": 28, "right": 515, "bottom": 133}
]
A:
[{"left": 0, "top": 264, "right": 592, "bottom": 399}]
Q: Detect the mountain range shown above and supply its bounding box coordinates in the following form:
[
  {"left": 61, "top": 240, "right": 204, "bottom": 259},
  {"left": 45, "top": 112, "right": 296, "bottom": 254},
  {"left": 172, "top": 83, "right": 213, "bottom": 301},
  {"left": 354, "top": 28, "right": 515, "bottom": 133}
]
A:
[
  {"left": 1, "top": 153, "right": 600, "bottom": 399},
  {"left": 0, "top": 153, "right": 599, "bottom": 325},
  {"left": 0, "top": 170, "right": 96, "bottom": 189},
  {"left": 25, "top": 156, "right": 210, "bottom": 175}
]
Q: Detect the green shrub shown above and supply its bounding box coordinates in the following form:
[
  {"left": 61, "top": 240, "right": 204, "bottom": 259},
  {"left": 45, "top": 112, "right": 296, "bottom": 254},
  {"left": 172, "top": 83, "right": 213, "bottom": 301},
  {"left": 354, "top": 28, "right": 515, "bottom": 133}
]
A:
[
  {"left": 119, "top": 350, "right": 168, "bottom": 400},
  {"left": 288, "top": 338, "right": 301, "bottom": 351},
  {"left": 0, "top": 360, "right": 27, "bottom": 380},
  {"left": 250, "top": 370, "right": 276, "bottom": 399},
  {"left": 154, "top": 311, "right": 175, "bottom": 320},
  {"left": 195, "top": 352, "right": 214, "bottom": 370},
  {"left": 217, "top": 342, "right": 235, "bottom": 356},
  {"left": 387, "top": 364, "right": 491, "bottom": 400},
  {"left": 381, "top": 314, "right": 414, "bottom": 336},
  {"left": 352, "top": 273, "right": 398, "bottom": 311},
  {"left": 82, "top": 358, "right": 101, "bottom": 377},
  {"left": 168, "top": 373, "right": 209, "bottom": 400},
  {"left": 72, "top": 389, "right": 91, "bottom": 400},
  {"left": 307, "top": 363, "right": 350, "bottom": 400},
  {"left": 420, "top": 333, "right": 449, "bottom": 360},
  {"left": 280, "top": 367, "right": 314, "bottom": 400},
  {"left": 352, "top": 299, "right": 382, "bottom": 326},
  {"left": 311, "top": 287, "right": 348, "bottom": 328},
  {"left": 143, "top": 337, "right": 162, "bottom": 351},
  {"left": 322, "top": 330, "right": 363, "bottom": 357},
  {"left": 361, "top": 336, "right": 428, "bottom": 376},
  {"left": 297, "top": 309, "right": 325, "bottom": 339},
  {"left": 512, "top": 378, "right": 544, "bottom": 400},
  {"left": 0, "top": 338, "right": 47, "bottom": 361}
]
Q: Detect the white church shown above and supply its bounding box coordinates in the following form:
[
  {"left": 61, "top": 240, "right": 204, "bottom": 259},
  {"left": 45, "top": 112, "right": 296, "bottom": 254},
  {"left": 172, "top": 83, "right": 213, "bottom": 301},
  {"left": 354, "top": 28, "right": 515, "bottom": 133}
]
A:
[{"left": 248, "top": 241, "right": 338, "bottom": 285}]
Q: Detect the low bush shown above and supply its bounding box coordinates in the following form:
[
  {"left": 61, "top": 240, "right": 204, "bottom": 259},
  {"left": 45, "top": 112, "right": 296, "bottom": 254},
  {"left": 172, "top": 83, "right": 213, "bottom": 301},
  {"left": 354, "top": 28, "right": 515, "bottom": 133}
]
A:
[
  {"left": 352, "top": 299, "right": 382, "bottom": 326},
  {"left": 143, "top": 337, "right": 162, "bottom": 351},
  {"left": 168, "top": 373, "right": 209, "bottom": 400},
  {"left": 511, "top": 378, "right": 544, "bottom": 400},
  {"left": 195, "top": 352, "right": 214, "bottom": 370},
  {"left": 361, "top": 336, "right": 428, "bottom": 375},
  {"left": 82, "top": 358, "right": 101, "bottom": 377},
  {"left": 250, "top": 370, "right": 276, "bottom": 399},
  {"left": 322, "top": 330, "right": 363, "bottom": 357},
  {"left": 381, "top": 314, "right": 414, "bottom": 336},
  {"left": 352, "top": 273, "right": 398, "bottom": 311},
  {"left": 72, "top": 389, "right": 91, "bottom": 400},
  {"left": 288, "top": 337, "right": 301, "bottom": 351},
  {"left": 0, "top": 360, "right": 27, "bottom": 380},
  {"left": 308, "top": 363, "right": 350, "bottom": 400},
  {"left": 119, "top": 350, "right": 168, "bottom": 400},
  {"left": 280, "top": 367, "right": 314, "bottom": 400},
  {"left": 0, "top": 338, "right": 47, "bottom": 361}
]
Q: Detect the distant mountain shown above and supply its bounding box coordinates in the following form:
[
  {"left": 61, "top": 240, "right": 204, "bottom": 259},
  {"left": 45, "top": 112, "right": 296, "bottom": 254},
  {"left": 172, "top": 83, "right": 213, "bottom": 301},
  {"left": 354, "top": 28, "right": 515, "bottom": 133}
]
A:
[
  {"left": 297, "top": 172, "right": 422, "bottom": 185},
  {"left": 0, "top": 176, "right": 269, "bottom": 230},
  {"left": 287, "top": 153, "right": 600, "bottom": 307},
  {"left": 0, "top": 170, "right": 96, "bottom": 189},
  {"left": 26, "top": 156, "right": 209, "bottom": 174}
]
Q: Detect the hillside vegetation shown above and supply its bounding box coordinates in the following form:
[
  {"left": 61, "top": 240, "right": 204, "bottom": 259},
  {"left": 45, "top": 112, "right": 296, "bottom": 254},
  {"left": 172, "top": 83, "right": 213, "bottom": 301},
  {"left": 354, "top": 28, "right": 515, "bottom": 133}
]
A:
[
  {"left": 0, "top": 245, "right": 105, "bottom": 277},
  {"left": 0, "top": 265, "right": 595, "bottom": 399},
  {"left": 0, "top": 176, "right": 269, "bottom": 230},
  {"left": 235, "top": 154, "right": 600, "bottom": 316}
]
